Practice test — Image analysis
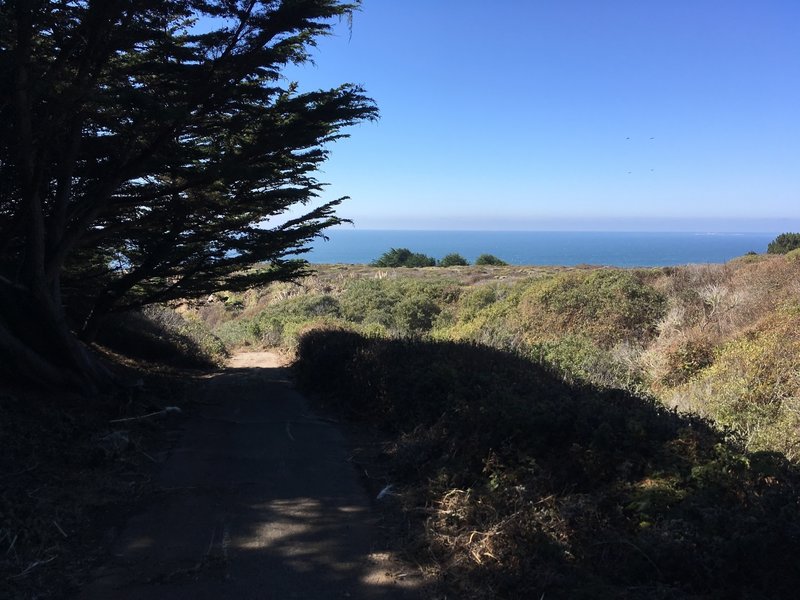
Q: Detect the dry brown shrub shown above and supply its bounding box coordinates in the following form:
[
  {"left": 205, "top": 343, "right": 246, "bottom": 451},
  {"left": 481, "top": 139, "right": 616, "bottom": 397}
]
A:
[
  {"left": 196, "top": 302, "right": 228, "bottom": 329},
  {"left": 726, "top": 254, "right": 800, "bottom": 326}
]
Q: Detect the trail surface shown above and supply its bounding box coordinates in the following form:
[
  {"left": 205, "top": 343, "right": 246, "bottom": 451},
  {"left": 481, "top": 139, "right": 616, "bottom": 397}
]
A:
[{"left": 81, "top": 352, "right": 418, "bottom": 599}]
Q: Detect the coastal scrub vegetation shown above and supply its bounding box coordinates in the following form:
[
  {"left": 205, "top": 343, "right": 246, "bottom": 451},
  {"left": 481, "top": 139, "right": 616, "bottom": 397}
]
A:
[
  {"left": 296, "top": 331, "right": 800, "bottom": 599},
  {"left": 178, "top": 250, "right": 800, "bottom": 597},
  {"left": 190, "top": 252, "right": 800, "bottom": 459}
]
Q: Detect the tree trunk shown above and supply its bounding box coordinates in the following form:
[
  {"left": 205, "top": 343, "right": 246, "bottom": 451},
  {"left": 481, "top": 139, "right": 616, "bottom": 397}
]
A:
[{"left": 0, "top": 280, "right": 114, "bottom": 394}]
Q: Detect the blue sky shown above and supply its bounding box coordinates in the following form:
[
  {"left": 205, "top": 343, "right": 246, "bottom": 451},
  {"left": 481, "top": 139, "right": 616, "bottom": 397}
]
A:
[{"left": 282, "top": 0, "right": 800, "bottom": 232}]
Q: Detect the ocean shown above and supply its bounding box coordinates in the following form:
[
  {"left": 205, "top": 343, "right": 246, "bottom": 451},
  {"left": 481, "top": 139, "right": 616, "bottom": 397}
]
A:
[{"left": 300, "top": 230, "right": 778, "bottom": 267}]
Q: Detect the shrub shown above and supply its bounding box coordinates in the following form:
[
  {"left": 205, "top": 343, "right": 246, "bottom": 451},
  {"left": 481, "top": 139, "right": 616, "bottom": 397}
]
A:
[
  {"left": 437, "top": 281, "right": 527, "bottom": 349},
  {"left": 295, "top": 330, "right": 800, "bottom": 599},
  {"left": 371, "top": 247, "right": 436, "bottom": 267},
  {"left": 530, "top": 334, "right": 643, "bottom": 391},
  {"left": 394, "top": 294, "right": 441, "bottom": 333},
  {"left": 457, "top": 285, "right": 498, "bottom": 320},
  {"left": 215, "top": 293, "right": 340, "bottom": 348},
  {"left": 672, "top": 305, "right": 800, "bottom": 458},
  {"left": 439, "top": 252, "right": 469, "bottom": 267},
  {"left": 95, "top": 306, "right": 227, "bottom": 368},
  {"left": 660, "top": 337, "right": 715, "bottom": 386},
  {"left": 331, "top": 278, "right": 461, "bottom": 337},
  {"left": 339, "top": 279, "right": 402, "bottom": 327},
  {"left": 520, "top": 269, "right": 667, "bottom": 347},
  {"left": 767, "top": 232, "right": 800, "bottom": 254},
  {"left": 475, "top": 253, "right": 507, "bottom": 266}
]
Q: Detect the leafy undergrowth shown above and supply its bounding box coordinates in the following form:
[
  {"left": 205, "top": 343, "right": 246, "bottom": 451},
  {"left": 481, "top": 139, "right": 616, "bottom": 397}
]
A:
[
  {"left": 0, "top": 369, "right": 191, "bottom": 599},
  {"left": 295, "top": 329, "right": 800, "bottom": 599},
  {"left": 95, "top": 306, "right": 228, "bottom": 370}
]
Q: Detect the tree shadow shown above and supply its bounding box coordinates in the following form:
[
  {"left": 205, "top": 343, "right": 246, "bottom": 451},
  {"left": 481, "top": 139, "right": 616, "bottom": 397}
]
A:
[
  {"left": 294, "top": 330, "right": 800, "bottom": 599},
  {"left": 79, "top": 367, "right": 424, "bottom": 599}
]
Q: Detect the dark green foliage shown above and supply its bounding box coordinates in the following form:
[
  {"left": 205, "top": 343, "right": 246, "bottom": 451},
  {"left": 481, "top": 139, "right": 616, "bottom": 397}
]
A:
[
  {"left": 767, "top": 232, "right": 800, "bottom": 254},
  {"left": 338, "top": 279, "right": 458, "bottom": 334},
  {"left": 0, "top": 1, "right": 375, "bottom": 388},
  {"left": 296, "top": 330, "right": 800, "bottom": 599},
  {"left": 475, "top": 253, "right": 508, "bottom": 266},
  {"left": 371, "top": 248, "right": 436, "bottom": 268},
  {"left": 339, "top": 280, "right": 401, "bottom": 327},
  {"left": 439, "top": 253, "right": 469, "bottom": 267}
]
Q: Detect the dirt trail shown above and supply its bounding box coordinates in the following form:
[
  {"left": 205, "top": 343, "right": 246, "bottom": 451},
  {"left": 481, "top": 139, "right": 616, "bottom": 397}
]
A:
[{"left": 80, "top": 351, "right": 420, "bottom": 599}]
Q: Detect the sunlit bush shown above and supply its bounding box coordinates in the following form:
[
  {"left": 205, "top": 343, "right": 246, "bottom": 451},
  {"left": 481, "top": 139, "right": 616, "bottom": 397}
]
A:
[
  {"left": 519, "top": 269, "right": 667, "bottom": 347},
  {"left": 670, "top": 304, "right": 800, "bottom": 458}
]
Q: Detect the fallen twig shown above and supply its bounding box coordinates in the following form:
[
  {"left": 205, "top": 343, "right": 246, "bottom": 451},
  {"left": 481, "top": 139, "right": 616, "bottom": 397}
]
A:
[
  {"left": 5, "top": 533, "right": 18, "bottom": 556},
  {"left": 10, "top": 556, "right": 56, "bottom": 579},
  {"left": 109, "top": 406, "right": 182, "bottom": 424},
  {"left": 52, "top": 521, "right": 68, "bottom": 538}
]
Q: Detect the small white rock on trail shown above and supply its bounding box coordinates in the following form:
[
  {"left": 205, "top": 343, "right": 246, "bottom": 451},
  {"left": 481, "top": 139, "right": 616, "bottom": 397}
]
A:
[{"left": 80, "top": 351, "right": 421, "bottom": 599}]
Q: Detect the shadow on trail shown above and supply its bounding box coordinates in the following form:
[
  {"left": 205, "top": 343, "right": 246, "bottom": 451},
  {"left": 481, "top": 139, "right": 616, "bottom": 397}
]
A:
[{"left": 80, "top": 363, "right": 421, "bottom": 599}]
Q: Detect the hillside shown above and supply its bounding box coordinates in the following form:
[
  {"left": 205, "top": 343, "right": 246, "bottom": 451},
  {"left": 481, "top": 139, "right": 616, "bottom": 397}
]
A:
[
  {"left": 4, "top": 252, "right": 799, "bottom": 598},
  {"left": 186, "top": 252, "right": 800, "bottom": 458},
  {"left": 172, "top": 251, "right": 800, "bottom": 598}
]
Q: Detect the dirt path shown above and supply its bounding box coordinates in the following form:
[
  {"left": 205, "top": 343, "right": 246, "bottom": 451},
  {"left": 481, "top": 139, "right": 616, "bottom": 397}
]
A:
[{"left": 80, "top": 352, "right": 421, "bottom": 599}]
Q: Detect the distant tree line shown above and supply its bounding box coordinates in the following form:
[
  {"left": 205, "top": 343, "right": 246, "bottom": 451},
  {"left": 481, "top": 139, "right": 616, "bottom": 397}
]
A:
[
  {"left": 768, "top": 232, "right": 800, "bottom": 255},
  {"left": 371, "top": 248, "right": 507, "bottom": 267}
]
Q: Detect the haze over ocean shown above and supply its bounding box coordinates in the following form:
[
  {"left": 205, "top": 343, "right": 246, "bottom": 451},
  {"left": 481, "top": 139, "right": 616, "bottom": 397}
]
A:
[{"left": 302, "top": 230, "right": 778, "bottom": 267}]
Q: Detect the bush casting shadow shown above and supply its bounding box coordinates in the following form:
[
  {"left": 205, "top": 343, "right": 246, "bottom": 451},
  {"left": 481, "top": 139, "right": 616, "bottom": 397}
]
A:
[
  {"left": 295, "top": 330, "right": 800, "bottom": 599},
  {"left": 95, "top": 310, "right": 223, "bottom": 370}
]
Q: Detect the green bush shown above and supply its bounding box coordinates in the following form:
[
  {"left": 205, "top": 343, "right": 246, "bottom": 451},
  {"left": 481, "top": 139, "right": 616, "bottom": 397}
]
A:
[
  {"left": 439, "top": 253, "right": 469, "bottom": 267},
  {"left": 457, "top": 285, "right": 499, "bottom": 320},
  {"left": 522, "top": 269, "right": 667, "bottom": 347},
  {"left": 475, "top": 253, "right": 507, "bottom": 266},
  {"left": 215, "top": 293, "right": 340, "bottom": 348},
  {"left": 217, "top": 278, "right": 461, "bottom": 348},
  {"left": 675, "top": 306, "right": 800, "bottom": 458},
  {"left": 371, "top": 247, "right": 436, "bottom": 267},
  {"left": 339, "top": 279, "right": 401, "bottom": 326},
  {"left": 767, "top": 232, "right": 800, "bottom": 254},
  {"left": 531, "top": 334, "right": 642, "bottom": 391},
  {"left": 436, "top": 281, "right": 526, "bottom": 349},
  {"left": 394, "top": 294, "right": 440, "bottom": 332}
]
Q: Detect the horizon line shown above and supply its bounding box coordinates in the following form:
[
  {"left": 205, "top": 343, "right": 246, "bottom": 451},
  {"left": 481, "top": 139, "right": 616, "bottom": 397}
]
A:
[{"left": 324, "top": 228, "right": 785, "bottom": 234}]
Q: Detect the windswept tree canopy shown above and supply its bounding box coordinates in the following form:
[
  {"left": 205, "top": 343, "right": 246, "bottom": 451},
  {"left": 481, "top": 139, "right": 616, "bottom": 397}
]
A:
[
  {"left": 0, "top": 0, "right": 376, "bottom": 389},
  {"left": 371, "top": 248, "right": 437, "bottom": 268}
]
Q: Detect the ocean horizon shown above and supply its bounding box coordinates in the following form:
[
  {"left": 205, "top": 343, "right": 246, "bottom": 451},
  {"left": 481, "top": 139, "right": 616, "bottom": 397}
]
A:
[{"left": 299, "top": 229, "right": 779, "bottom": 267}]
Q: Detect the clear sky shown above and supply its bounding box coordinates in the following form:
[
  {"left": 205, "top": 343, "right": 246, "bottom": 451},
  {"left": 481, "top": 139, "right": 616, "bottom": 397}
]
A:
[{"left": 281, "top": 0, "right": 800, "bottom": 232}]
